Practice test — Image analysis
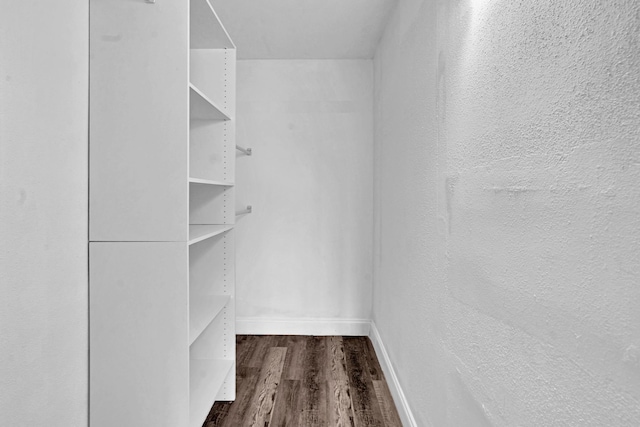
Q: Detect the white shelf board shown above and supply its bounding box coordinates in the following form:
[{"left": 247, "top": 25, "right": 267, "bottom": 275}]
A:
[
  {"left": 190, "top": 83, "right": 230, "bottom": 121},
  {"left": 189, "top": 177, "right": 234, "bottom": 186},
  {"left": 190, "top": 0, "right": 235, "bottom": 49},
  {"left": 189, "top": 359, "right": 234, "bottom": 427},
  {"left": 189, "top": 295, "right": 230, "bottom": 345},
  {"left": 188, "top": 224, "right": 233, "bottom": 245}
]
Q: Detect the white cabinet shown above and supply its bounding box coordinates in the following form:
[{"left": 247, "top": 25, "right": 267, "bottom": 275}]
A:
[
  {"left": 89, "top": 243, "right": 189, "bottom": 426},
  {"left": 90, "top": 0, "right": 236, "bottom": 425},
  {"left": 89, "top": 0, "right": 188, "bottom": 242}
]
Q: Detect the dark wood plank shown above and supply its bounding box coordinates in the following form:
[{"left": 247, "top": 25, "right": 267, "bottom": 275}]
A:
[
  {"left": 343, "top": 337, "right": 385, "bottom": 427},
  {"left": 326, "top": 337, "right": 356, "bottom": 426},
  {"left": 235, "top": 335, "right": 257, "bottom": 368},
  {"left": 245, "top": 346, "right": 287, "bottom": 426},
  {"left": 246, "top": 335, "right": 277, "bottom": 368},
  {"left": 327, "top": 380, "right": 356, "bottom": 427},
  {"left": 299, "top": 336, "right": 327, "bottom": 426},
  {"left": 326, "top": 336, "right": 349, "bottom": 382},
  {"left": 281, "top": 335, "right": 307, "bottom": 380},
  {"left": 271, "top": 335, "right": 293, "bottom": 347},
  {"left": 204, "top": 366, "right": 260, "bottom": 427},
  {"left": 203, "top": 402, "right": 231, "bottom": 426},
  {"left": 362, "top": 337, "right": 382, "bottom": 380},
  {"left": 372, "top": 380, "right": 403, "bottom": 427},
  {"left": 269, "top": 379, "right": 302, "bottom": 426}
]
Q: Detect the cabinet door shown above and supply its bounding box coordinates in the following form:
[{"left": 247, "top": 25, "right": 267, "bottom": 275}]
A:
[
  {"left": 90, "top": 0, "right": 188, "bottom": 241},
  {"left": 90, "top": 242, "right": 188, "bottom": 427}
]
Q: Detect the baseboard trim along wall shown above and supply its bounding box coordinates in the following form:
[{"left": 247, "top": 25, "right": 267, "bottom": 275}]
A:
[
  {"left": 236, "top": 317, "right": 371, "bottom": 336},
  {"left": 369, "top": 321, "right": 418, "bottom": 427}
]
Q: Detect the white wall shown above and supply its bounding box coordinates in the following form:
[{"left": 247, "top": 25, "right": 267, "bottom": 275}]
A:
[
  {"left": 0, "top": 2, "right": 88, "bottom": 425},
  {"left": 236, "top": 60, "right": 373, "bottom": 331},
  {"left": 374, "top": 0, "right": 640, "bottom": 426}
]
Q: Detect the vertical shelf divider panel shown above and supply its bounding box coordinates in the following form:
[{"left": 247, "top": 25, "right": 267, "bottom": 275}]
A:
[{"left": 188, "top": 0, "right": 236, "bottom": 426}]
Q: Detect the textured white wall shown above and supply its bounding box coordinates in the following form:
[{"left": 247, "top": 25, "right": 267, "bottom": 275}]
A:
[
  {"left": 374, "top": 0, "right": 640, "bottom": 425},
  {"left": 236, "top": 60, "right": 373, "bottom": 325},
  {"left": 0, "top": 2, "right": 88, "bottom": 425}
]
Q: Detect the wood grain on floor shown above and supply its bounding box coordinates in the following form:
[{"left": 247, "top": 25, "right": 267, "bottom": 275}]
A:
[{"left": 204, "top": 335, "right": 402, "bottom": 427}]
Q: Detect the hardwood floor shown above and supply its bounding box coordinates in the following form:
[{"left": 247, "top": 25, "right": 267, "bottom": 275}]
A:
[{"left": 204, "top": 335, "right": 402, "bottom": 427}]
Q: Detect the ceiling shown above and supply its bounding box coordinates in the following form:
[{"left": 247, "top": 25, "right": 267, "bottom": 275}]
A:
[{"left": 208, "top": 0, "right": 398, "bottom": 59}]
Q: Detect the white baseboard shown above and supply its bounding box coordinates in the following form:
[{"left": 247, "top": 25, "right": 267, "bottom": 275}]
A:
[
  {"left": 236, "top": 317, "right": 371, "bottom": 336},
  {"left": 369, "top": 321, "right": 417, "bottom": 427}
]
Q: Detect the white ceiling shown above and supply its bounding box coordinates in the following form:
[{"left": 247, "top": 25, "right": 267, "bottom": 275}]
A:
[{"left": 209, "top": 0, "right": 398, "bottom": 59}]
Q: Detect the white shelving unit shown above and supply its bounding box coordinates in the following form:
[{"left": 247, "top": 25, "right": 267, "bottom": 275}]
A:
[
  {"left": 189, "top": 359, "right": 235, "bottom": 427},
  {"left": 190, "top": 83, "right": 231, "bottom": 120},
  {"left": 189, "top": 295, "right": 230, "bottom": 345},
  {"left": 89, "top": 0, "right": 236, "bottom": 425},
  {"left": 189, "top": 224, "right": 234, "bottom": 245},
  {"left": 189, "top": 177, "right": 234, "bottom": 186},
  {"left": 188, "top": 4, "right": 236, "bottom": 424}
]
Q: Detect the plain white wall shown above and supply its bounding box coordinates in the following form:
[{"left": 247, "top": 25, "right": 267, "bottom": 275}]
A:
[
  {"left": 0, "top": 1, "right": 88, "bottom": 425},
  {"left": 235, "top": 60, "right": 373, "bottom": 327},
  {"left": 373, "top": 1, "right": 443, "bottom": 424},
  {"left": 374, "top": 0, "right": 640, "bottom": 426}
]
